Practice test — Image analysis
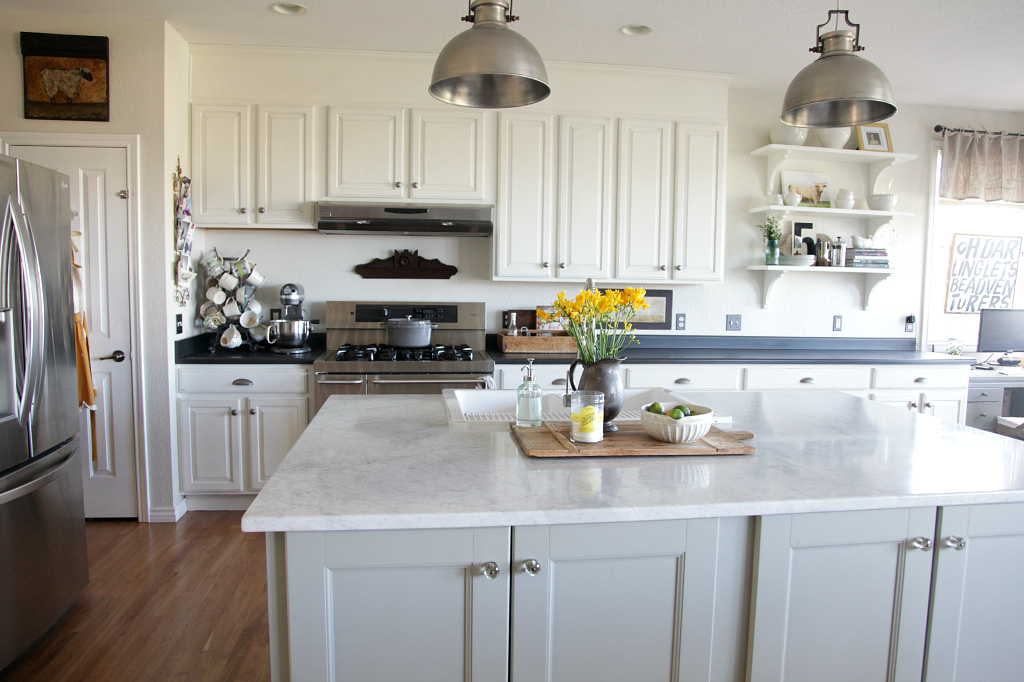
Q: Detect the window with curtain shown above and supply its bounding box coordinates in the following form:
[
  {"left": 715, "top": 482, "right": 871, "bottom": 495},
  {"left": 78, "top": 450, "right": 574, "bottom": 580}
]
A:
[{"left": 940, "top": 130, "right": 1024, "bottom": 202}]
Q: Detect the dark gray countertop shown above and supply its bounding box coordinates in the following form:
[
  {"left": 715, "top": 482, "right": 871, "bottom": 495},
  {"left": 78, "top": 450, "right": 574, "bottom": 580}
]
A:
[{"left": 175, "top": 333, "right": 325, "bottom": 365}]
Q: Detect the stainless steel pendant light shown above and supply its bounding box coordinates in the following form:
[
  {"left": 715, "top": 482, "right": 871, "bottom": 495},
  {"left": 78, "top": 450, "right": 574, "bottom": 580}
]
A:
[
  {"left": 781, "top": 9, "right": 896, "bottom": 128},
  {"left": 430, "top": 0, "right": 550, "bottom": 108}
]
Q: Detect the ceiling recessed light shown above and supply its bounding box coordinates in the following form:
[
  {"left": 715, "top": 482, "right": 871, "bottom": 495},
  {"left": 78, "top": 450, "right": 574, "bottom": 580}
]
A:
[
  {"left": 620, "top": 24, "right": 653, "bottom": 36},
  {"left": 271, "top": 3, "right": 307, "bottom": 15}
]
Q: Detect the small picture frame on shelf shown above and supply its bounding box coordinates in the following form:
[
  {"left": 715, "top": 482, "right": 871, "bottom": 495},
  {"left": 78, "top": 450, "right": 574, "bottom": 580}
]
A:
[
  {"left": 856, "top": 123, "right": 893, "bottom": 152},
  {"left": 792, "top": 221, "right": 815, "bottom": 256}
]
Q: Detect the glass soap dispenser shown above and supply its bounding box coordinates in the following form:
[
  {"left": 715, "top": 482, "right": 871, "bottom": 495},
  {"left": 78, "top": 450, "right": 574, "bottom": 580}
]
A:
[{"left": 516, "top": 358, "right": 543, "bottom": 427}]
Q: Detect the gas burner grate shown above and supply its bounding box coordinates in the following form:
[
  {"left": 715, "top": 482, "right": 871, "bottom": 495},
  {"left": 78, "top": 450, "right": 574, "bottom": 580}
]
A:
[{"left": 334, "top": 343, "right": 476, "bottom": 362}]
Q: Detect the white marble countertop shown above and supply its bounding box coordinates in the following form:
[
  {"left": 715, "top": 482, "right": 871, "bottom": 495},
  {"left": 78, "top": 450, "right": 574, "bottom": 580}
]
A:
[{"left": 241, "top": 391, "right": 1024, "bottom": 532}]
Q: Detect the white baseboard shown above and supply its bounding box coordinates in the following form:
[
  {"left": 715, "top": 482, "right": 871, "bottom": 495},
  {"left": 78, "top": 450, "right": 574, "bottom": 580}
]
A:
[
  {"left": 184, "top": 494, "right": 257, "bottom": 511},
  {"left": 147, "top": 498, "right": 188, "bottom": 523}
]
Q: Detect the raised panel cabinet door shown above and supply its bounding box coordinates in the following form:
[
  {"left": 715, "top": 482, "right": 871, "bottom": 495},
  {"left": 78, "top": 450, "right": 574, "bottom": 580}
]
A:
[
  {"left": 191, "top": 104, "right": 252, "bottom": 225},
  {"left": 920, "top": 391, "right": 968, "bottom": 424},
  {"left": 326, "top": 106, "right": 406, "bottom": 197},
  {"left": 512, "top": 518, "right": 744, "bottom": 682},
  {"left": 178, "top": 398, "right": 244, "bottom": 493},
  {"left": 616, "top": 119, "right": 672, "bottom": 280},
  {"left": 256, "top": 104, "right": 315, "bottom": 225},
  {"left": 673, "top": 122, "right": 726, "bottom": 281},
  {"left": 925, "top": 503, "right": 1024, "bottom": 682},
  {"left": 286, "top": 527, "right": 510, "bottom": 682},
  {"left": 410, "top": 109, "right": 486, "bottom": 200},
  {"left": 248, "top": 397, "right": 308, "bottom": 490},
  {"left": 494, "top": 113, "right": 556, "bottom": 278},
  {"left": 557, "top": 116, "right": 614, "bottom": 280},
  {"left": 870, "top": 392, "right": 921, "bottom": 412},
  {"left": 748, "top": 508, "right": 937, "bottom": 682}
]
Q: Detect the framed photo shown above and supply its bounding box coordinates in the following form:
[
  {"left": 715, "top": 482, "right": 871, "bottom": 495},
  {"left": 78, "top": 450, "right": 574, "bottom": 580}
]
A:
[
  {"left": 792, "top": 220, "right": 816, "bottom": 256},
  {"left": 856, "top": 123, "right": 893, "bottom": 152},
  {"left": 780, "top": 170, "right": 832, "bottom": 208},
  {"left": 21, "top": 32, "right": 109, "bottom": 122},
  {"left": 607, "top": 289, "right": 672, "bottom": 330}
]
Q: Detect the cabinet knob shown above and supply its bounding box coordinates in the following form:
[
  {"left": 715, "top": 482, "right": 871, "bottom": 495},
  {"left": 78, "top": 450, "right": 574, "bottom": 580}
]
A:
[
  {"left": 980, "top": 392, "right": 989, "bottom": 397},
  {"left": 910, "top": 536, "right": 933, "bottom": 551},
  {"left": 395, "top": 181, "right": 402, "bottom": 188},
  {"left": 480, "top": 561, "right": 500, "bottom": 579},
  {"left": 250, "top": 408, "right": 257, "bottom": 415},
  {"left": 521, "top": 559, "right": 541, "bottom": 576},
  {"left": 258, "top": 207, "right": 266, "bottom": 213},
  {"left": 909, "top": 402, "right": 919, "bottom": 409},
  {"left": 980, "top": 413, "right": 987, "bottom": 417},
  {"left": 924, "top": 402, "right": 934, "bottom": 408},
  {"left": 675, "top": 378, "right": 692, "bottom": 385},
  {"left": 239, "top": 207, "right": 247, "bottom": 214},
  {"left": 230, "top": 409, "right": 239, "bottom": 416},
  {"left": 800, "top": 377, "right": 816, "bottom": 384},
  {"left": 914, "top": 377, "right": 928, "bottom": 383},
  {"left": 542, "top": 261, "right": 550, "bottom": 268},
  {"left": 675, "top": 265, "right": 682, "bottom": 271},
  {"left": 944, "top": 536, "right": 966, "bottom": 550},
  {"left": 559, "top": 263, "right": 566, "bottom": 269},
  {"left": 660, "top": 265, "right": 667, "bottom": 271},
  {"left": 412, "top": 182, "right": 419, "bottom": 189}
]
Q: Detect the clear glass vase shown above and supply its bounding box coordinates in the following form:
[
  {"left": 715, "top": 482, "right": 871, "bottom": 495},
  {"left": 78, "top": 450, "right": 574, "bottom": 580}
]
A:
[{"left": 765, "top": 238, "right": 781, "bottom": 266}]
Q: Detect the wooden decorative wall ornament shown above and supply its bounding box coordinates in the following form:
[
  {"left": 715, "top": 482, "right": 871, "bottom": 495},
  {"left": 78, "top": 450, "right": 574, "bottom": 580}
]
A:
[{"left": 354, "top": 250, "right": 458, "bottom": 279}]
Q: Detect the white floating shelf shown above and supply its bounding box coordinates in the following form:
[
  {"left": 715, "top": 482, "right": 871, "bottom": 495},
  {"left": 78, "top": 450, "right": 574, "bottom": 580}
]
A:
[
  {"left": 748, "top": 205, "right": 913, "bottom": 219},
  {"left": 746, "top": 264, "right": 905, "bottom": 311},
  {"left": 750, "top": 143, "right": 917, "bottom": 196}
]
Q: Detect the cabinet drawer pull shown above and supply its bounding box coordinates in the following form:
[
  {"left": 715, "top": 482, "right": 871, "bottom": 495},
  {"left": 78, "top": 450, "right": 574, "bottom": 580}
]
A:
[
  {"left": 910, "top": 536, "right": 933, "bottom": 551},
  {"left": 521, "top": 559, "right": 541, "bottom": 576},
  {"left": 675, "top": 378, "right": 692, "bottom": 385},
  {"left": 914, "top": 377, "right": 928, "bottom": 383},
  {"left": 944, "top": 536, "right": 966, "bottom": 550},
  {"left": 232, "top": 378, "right": 254, "bottom": 386},
  {"left": 480, "top": 561, "right": 499, "bottom": 579},
  {"left": 317, "top": 377, "right": 364, "bottom": 385},
  {"left": 551, "top": 378, "right": 567, "bottom": 386},
  {"left": 799, "top": 377, "right": 815, "bottom": 384}
]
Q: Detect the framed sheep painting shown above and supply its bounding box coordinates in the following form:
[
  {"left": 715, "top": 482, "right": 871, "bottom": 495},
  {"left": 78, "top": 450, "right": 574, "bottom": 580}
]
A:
[{"left": 21, "top": 32, "right": 109, "bottom": 122}]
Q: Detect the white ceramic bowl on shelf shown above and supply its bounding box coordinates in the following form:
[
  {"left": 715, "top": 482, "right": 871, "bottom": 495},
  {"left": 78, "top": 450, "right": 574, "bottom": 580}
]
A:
[
  {"left": 640, "top": 402, "right": 714, "bottom": 443},
  {"left": 770, "top": 123, "right": 808, "bottom": 146},
  {"left": 815, "top": 127, "right": 852, "bottom": 148},
  {"left": 866, "top": 194, "right": 898, "bottom": 211}
]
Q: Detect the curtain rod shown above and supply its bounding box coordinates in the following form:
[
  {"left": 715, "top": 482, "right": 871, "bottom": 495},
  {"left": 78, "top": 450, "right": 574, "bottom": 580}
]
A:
[{"left": 935, "top": 125, "right": 1024, "bottom": 138}]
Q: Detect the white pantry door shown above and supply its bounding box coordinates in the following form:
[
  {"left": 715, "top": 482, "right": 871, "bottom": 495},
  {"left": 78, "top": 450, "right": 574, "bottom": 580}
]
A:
[{"left": 9, "top": 145, "right": 137, "bottom": 518}]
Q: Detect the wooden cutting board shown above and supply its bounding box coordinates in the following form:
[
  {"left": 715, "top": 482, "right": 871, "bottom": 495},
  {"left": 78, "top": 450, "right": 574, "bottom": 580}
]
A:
[{"left": 510, "top": 421, "right": 755, "bottom": 457}]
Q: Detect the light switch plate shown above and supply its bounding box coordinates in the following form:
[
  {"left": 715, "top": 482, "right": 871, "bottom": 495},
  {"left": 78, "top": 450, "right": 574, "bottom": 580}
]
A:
[
  {"left": 726, "top": 314, "right": 741, "bottom": 331},
  {"left": 675, "top": 314, "right": 686, "bottom": 330},
  {"left": 175, "top": 314, "right": 183, "bottom": 334},
  {"left": 833, "top": 315, "right": 842, "bottom": 332}
]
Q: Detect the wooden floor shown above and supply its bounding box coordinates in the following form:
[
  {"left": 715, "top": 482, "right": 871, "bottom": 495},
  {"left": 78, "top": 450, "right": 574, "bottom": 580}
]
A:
[{"left": 0, "top": 511, "right": 271, "bottom": 682}]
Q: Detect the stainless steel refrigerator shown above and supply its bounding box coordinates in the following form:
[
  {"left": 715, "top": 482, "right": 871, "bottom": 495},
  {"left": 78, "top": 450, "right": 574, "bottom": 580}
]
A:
[{"left": 0, "top": 154, "right": 87, "bottom": 671}]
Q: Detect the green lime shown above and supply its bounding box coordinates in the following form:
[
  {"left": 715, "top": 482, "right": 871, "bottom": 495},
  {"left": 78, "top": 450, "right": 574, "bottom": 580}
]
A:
[
  {"left": 667, "top": 408, "right": 684, "bottom": 420},
  {"left": 649, "top": 402, "right": 664, "bottom": 414}
]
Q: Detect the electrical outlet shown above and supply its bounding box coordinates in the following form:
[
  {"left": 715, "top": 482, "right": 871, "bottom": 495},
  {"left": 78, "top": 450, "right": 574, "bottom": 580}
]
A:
[
  {"left": 833, "top": 315, "right": 843, "bottom": 332},
  {"left": 905, "top": 314, "right": 916, "bottom": 333},
  {"left": 675, "top": 313, "right": 686, "bottom": 330},
  {"left": 726, "top": 314, "right": 741, "bottom": 331},
  {"left": 271, "top": 308, "right": 282, "bottom": 320},
  {"left": 175, "top": 313, "right": 183, "bottom": 334}
]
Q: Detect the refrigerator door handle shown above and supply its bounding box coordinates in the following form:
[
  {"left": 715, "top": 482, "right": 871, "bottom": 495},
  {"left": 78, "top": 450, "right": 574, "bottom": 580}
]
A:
[
  {"left": 0, "top": 198, "right": 27, "bottom": 424},
  {"left": 6, "top": 194, "right": 45, "bottom": 427},
  {"left": 0, "top": 443, "right": 77, "bottom": 506}
]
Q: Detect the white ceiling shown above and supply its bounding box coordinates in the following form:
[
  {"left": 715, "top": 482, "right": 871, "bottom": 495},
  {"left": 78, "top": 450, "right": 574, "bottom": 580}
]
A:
[{"left": 13, "top": 0, "right": 1024, "bottom": 113}]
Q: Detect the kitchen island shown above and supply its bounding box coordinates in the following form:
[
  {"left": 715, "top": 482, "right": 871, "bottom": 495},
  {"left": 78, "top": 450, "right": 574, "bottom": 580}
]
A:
[{"left": 243, "top": 391, "right": 1024, "bottom": 682}]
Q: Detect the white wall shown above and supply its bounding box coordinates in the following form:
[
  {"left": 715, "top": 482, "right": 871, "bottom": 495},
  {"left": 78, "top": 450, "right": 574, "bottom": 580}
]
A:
[{"left": 190, "top": 45, "right": 1024, "bottom": 339}]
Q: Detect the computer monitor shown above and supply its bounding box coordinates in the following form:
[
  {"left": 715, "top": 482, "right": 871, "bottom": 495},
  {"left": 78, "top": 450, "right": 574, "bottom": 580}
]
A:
[{"left": 977, "top": 308, "right": 1024, "bottom": 353}]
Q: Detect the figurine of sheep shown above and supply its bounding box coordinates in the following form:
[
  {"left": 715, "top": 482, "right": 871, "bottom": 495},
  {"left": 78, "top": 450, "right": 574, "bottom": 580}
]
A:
[{"left": 39, "top": 67, "right": 93, "bottom": 105}]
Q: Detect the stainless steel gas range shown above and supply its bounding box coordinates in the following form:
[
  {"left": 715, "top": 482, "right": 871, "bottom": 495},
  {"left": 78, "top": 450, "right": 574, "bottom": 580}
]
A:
[{"left": 313, "top": 301, "right": 494, "bottom": 413}]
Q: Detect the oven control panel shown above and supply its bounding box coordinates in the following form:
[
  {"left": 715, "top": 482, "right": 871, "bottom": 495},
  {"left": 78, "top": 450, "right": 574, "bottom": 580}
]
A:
[{"left": 354, "top": 304, "right": 458, "bottom": 323}]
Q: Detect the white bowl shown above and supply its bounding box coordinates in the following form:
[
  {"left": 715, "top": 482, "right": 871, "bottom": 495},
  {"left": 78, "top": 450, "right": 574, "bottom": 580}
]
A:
[
  {"left": 770, "top": 123, "right": 808, "bottom": 146},
  {"left": 640, "top": 402, "right": 714, "bottom": 443},
  {"left": 866, "top": 194, "right": 898, "bottom": 211},
  {"left": 815, "top": 127, "right": 851, "bottom": 148}
]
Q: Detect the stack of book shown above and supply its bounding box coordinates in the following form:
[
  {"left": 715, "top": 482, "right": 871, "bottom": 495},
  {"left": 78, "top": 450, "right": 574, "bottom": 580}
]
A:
[{"left": 845, "top": 248, "right": 889, "bottom": 268}]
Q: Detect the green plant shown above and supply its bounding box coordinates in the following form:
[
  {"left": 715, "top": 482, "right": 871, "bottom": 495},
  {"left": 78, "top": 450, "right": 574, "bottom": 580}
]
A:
[{"left": 756, "top": 215, "right": 782, "bottom": 241}]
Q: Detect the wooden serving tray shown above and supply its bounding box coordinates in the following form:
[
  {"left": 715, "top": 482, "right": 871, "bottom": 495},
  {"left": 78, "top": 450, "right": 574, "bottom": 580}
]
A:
[
  {"left": 499, "top": 331, "right": 578, "bottom": 354},
  {"left": 510, "top": 421, "right": 755, "bottom": 458}
]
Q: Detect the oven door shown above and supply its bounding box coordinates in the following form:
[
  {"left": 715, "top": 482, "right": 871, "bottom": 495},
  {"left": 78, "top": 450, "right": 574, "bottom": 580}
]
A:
[
  {"left": 367, "top": 374, "right": 491, "bottom": 395},
  {"left": 313, "top": 373, "right": 367, "bottom": 414}
]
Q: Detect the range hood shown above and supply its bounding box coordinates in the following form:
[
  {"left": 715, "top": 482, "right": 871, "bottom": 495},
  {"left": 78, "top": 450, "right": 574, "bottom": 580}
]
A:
[{"left": 317, "top": 203, "right": 493, "bottom": 237}]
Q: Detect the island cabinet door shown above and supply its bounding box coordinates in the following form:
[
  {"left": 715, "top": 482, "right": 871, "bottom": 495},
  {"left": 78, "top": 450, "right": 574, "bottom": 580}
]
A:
[
  {"left": 924, "top": 502, "right": 1024, "bottom": 682},
  {"left": 286, "top": 527, "right": 511, "bottom": 682},
  {"left": 747, "top": 508, "right": 937, "bottom": 682},
  {"left": 511, "top": 518, "right": 750, "bottom": 682}
]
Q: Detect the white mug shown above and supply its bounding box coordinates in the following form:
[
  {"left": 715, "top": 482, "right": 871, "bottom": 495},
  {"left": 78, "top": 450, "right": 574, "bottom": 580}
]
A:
[
  {"left": 240, "top": 310, "right": 260, "bottom": 329},
  {"left": 249, "top": 323, "right": 269, "bottom": 343},
  {"left": 206, "top": 286, "right": 227, "bottom": 305},
  {"left": 246, "top": 298, "right": 263, "bottom": 315},
  {"left": 218, "top": 271, "right": 240, "bottom": 290},
  {"left": 222, "top": 298, "right": 242, "bottom": 318},
  {"left": 246, "top": 269, "right": 266, "bottom": 287},
  {"left": 220, "top": 324, "right": 242, "bottom": 349}
]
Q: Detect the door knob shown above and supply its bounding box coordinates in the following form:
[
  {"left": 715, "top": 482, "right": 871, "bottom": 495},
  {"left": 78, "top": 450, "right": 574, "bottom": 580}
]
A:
[
  {"left": 943, "top": 536, "right": 966, "bottom": 550},
  {"left": 521, "top": 559, "right": 541, "bottom": 576},
  {"left": 910, "top": 536, "right": 933, "bottom": 551},
  {"left": 480, "top": 561, "right": 500, "bottom": 579},
  {"left": 97, "top": 350, "right": 126, "bottom": 362}
]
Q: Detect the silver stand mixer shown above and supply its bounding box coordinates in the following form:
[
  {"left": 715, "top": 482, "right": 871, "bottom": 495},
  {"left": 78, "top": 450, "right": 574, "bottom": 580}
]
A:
[{"left": 268, "top": 283, "right": 315, "bottom": 354}]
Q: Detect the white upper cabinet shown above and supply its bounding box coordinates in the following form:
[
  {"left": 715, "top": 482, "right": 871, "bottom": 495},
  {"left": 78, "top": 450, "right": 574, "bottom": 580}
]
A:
[
  {"left": 191, "top": 103, "right": 315, "bottom": 228},
  {"left": 494, "top": 113, "right": 556, "bottom": 278},
  {"left": 673, "top": 122, "right": 725, "bottom": 281},
  {"left": 558, "top": 116, "right": 615, "bottom": 280},
  {"left": 327, "top": 106, "right": 489, "bottom": 202},
  {"left": 616, "top": 119, "right": 673, "bottom": 280},
  {"left": 326, "top": 107, "right": 406, "bottom": 198},
  {"left": 192, "top": 104, "right": 251, "bottom": 226}
]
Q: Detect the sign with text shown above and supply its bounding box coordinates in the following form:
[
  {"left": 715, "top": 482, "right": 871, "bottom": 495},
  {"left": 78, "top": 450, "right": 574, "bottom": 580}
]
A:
[{"left": 945, "top": 234, "right": 1022, "bottom": 313}]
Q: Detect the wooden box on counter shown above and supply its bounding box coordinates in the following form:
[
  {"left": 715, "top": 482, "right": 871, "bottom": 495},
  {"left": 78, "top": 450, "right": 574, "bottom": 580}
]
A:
[{"left": 499, "top": 331, "right": 578, "bottom": 354}]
